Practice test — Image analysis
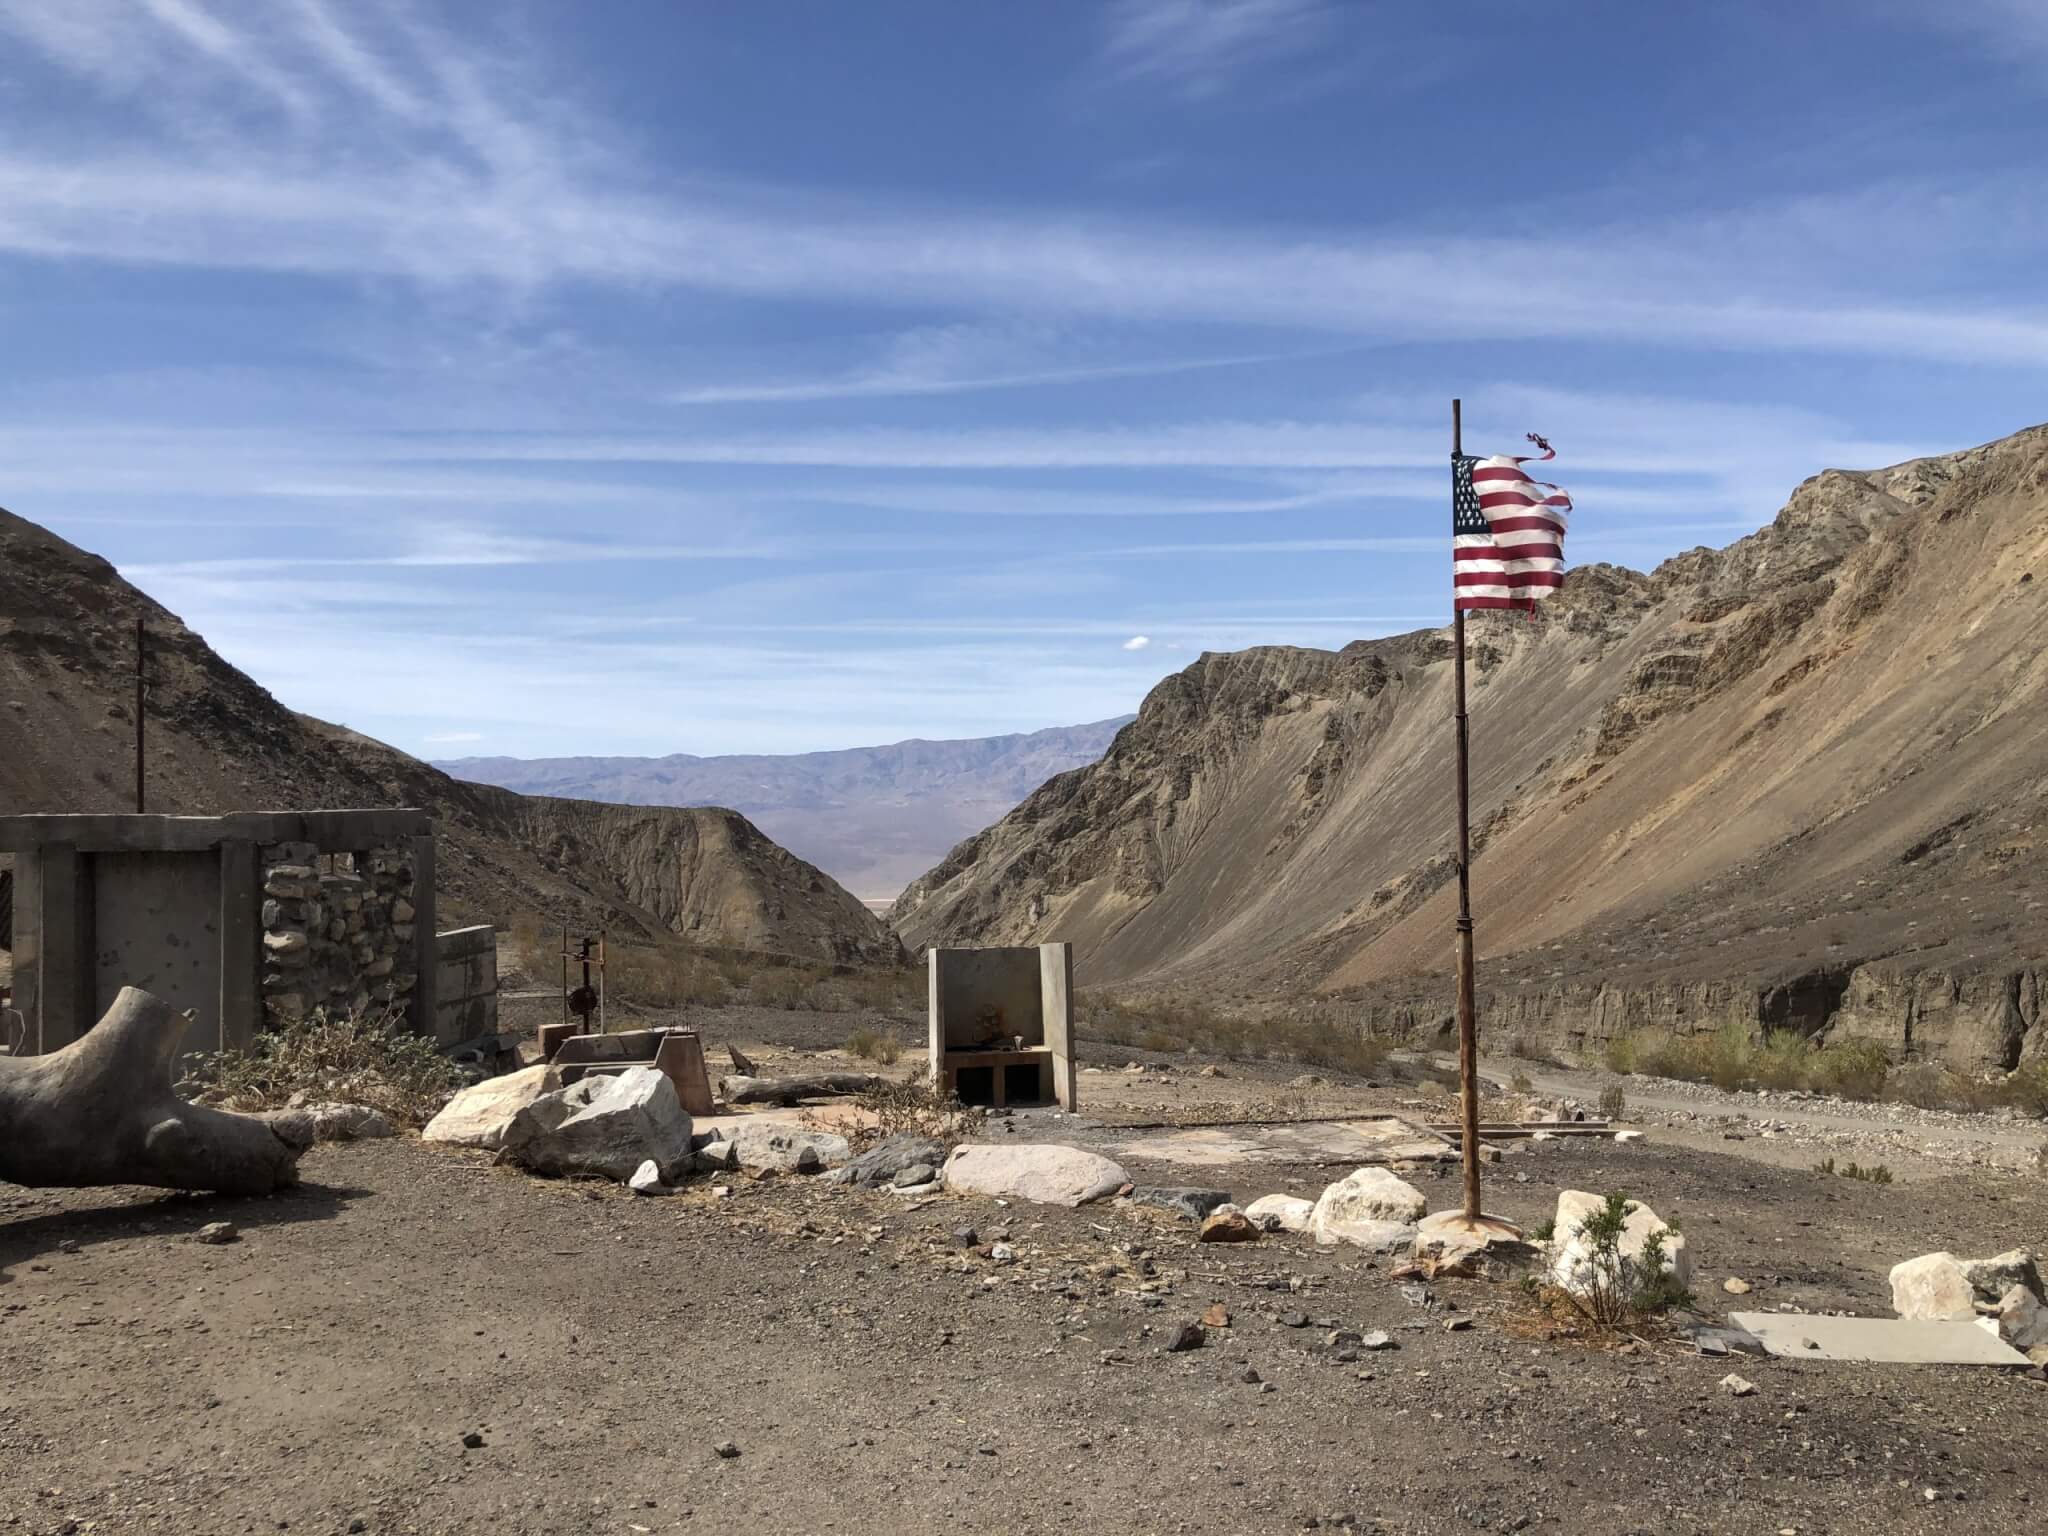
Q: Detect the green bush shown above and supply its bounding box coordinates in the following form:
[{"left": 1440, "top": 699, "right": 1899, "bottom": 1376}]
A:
[
  {"left": 1807, "top": 1037, "right": 1891, "bottom": 1100},
  {"left": 2003, "top": 1060, "right": 2048, "bottom": 1117},
  {"left": 1557, "top": 1192, "right": 1691, "bottom": 1327},
  {"left": 1753, "top": 1030, "right": 1810, "bottom": 1090}
]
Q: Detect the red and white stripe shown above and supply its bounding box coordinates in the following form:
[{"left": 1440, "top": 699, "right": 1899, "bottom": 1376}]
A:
[{"left": 1455, "top": 453, "right": 1570, "bottom": 609}]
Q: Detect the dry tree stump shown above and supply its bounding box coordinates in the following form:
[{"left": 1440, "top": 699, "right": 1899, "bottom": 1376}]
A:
[{"left": 0, "top": 985, "right": 308, "bottom": 1195}]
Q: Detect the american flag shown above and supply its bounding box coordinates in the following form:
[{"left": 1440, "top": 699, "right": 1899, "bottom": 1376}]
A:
[{"left": 1453, "top": 434, "right": 1570, "bottom": 611}]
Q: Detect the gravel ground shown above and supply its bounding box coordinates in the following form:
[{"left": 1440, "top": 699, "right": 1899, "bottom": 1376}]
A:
[
  {"left": 6, "top": 1077, "right": 2048, "bottom": 1536},
  {"left": 7, "top": 1000, "right": 2047, "bottom": 1534}
]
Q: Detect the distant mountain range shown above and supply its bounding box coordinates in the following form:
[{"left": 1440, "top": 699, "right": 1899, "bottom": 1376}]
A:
[{"left": 437, "top": 717, "right": 1134, "bottom": 902}]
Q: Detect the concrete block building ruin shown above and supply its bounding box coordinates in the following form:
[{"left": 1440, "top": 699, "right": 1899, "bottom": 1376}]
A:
[
  {"left": 927, "top": 942, "right": 1077, "bottom": 1109},
  {"left": 1, "top": 810, "right": 492, "bottom": 1058}
]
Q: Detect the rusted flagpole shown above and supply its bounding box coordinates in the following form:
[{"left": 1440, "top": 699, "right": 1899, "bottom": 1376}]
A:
[{"left": 1452, "top": 399, "right": 1481, "bottom": 1222}]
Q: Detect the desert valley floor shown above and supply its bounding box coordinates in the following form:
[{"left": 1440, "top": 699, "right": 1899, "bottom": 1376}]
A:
[{"left": 5, "top": 1006, "right": 2045, "bottom": 1536}]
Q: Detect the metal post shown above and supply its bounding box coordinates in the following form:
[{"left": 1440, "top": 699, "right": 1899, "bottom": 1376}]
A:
[
  {"left": 134, "top": 618, "right": 146, "bottom": 813},
  {"left": 1453, "top": 400, "right": 1481, "bottom": 1220}
]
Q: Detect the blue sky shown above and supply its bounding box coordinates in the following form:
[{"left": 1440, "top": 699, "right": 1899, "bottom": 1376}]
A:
[{"left": 2, "top": 1, "right": 2043, "bottom": 758}]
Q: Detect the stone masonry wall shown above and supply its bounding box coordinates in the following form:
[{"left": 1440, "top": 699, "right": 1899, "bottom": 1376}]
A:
[{"left": 260, "top": 840, "right": 418, "bottom": 1027}]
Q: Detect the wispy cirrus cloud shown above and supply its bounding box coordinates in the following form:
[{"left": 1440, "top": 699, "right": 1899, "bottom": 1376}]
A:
[
  {"left": 0, "top": 5, "right": 2043, "bottom": 369},
  {"left": 668, "top": 321, "right": 1313, "bottom": 405},
  {"left": 1095, "top": 0, "right": 1338, "bottom": 98}
]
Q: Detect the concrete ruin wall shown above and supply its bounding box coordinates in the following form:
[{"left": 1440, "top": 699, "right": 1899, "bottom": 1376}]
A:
[
  {"left": 433, "top": 924, "right": 499, "bottom": 1043},
  {"left": 0, "top": 810, "right": 441, "bottom": 1056},
  {"left": 259, "top": 840, "right": 419, "bottom": 1029}
]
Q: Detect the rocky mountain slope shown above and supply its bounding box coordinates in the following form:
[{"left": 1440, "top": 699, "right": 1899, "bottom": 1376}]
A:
[
  {"left": 438, "top": 716, "right": 1131, "bottom": 902},
  {"left": 0, "top": 507, "right": 903, "bottom": 967},
  {"left": 895, "top": 426, "right": 2048, "bottom": 1067}
]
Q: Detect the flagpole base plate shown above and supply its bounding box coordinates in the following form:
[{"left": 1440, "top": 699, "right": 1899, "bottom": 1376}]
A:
[{"left": 1427, "top": 1211, "right": 1522, "bottom": 1243}]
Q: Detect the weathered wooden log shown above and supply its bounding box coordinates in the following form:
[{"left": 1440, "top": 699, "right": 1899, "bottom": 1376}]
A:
[
  {"left": 0, "top": 986, "right": 308, "bottom": 1195},
  {"left": 719, "top": 1072, "right": 878, "bottom": 1106}
]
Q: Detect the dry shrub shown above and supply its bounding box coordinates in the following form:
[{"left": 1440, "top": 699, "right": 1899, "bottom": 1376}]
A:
[
  {"left": 605, "top": 943, "right": 727, "bottom": 1008},
  {"left": 854, "top": 1075, "right": 985, "bottom": 1143},
  {"left": 845, "top": 1026, "right": 903, "bottom": 1065},
  {"left": 182, "top": 1004, "right": 460, "bottom": 1128}
]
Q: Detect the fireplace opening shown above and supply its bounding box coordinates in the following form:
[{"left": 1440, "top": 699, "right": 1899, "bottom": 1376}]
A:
[{"left": 954, "top": 1064, "right": 996, "bottom": 1107}]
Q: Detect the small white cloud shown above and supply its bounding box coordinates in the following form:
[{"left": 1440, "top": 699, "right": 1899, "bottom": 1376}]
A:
[
  {"left": 1122, "top": 634, "right": 1152, "bottom": 650},
  {"left": 424, "top": 730, "right": 483, "bottom": 744}
]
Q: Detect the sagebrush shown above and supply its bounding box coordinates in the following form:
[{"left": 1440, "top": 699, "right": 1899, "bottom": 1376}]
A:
[{"left": 1553, "top": 1192, "right": 1690, "bottom": 1329}]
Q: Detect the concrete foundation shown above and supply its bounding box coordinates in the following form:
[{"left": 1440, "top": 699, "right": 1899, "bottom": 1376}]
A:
[{"left": 926, "top": 943, "right": 1077, "bottom": 1109}]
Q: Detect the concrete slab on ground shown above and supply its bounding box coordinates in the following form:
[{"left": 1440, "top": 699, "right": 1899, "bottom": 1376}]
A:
[
  {"left": 1728, "top": 1312, "right": 2032, "bottom": 1366},
  {"left": 1111, "top": 1117, "right": 1451, "bottom": 1170}
]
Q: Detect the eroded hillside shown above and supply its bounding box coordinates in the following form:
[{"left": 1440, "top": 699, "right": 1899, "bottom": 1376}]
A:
[
  {"left": 0, "top": 507, "right": 904, "bottom": 967},
  {"left": 894, "top": 427, "right": 2048, "bottom": 1065}
]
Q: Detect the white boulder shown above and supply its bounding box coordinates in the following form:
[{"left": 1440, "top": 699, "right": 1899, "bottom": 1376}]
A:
[
  {"left": 1310, "top": 1167, "right": 1427, "bottom": 1251},
  {"left": 1546, "top": 1190, "right": 1691, "bottom": 1299},
  {"left": 941, "top": 1143, "right": 1127, "bottom": 1207},
  {"left": 1243, "top": 1194, "right": 1315, "bottom": 1234},
  {"left": 423, "top": 1064, "right": 551, "bottom": 1151},
  {"left": 628, "top": 1159, "right": 672, "bottom": 1196},
  {"left": 702, "top": 1122, "right": 850, "bottom": 1175},
  {"left": 1888, "top": 1252, "right": 1978, "bottom": 1322},
  {"left": 500, "top": 1067, "right": 693, "bottom": 1183}
]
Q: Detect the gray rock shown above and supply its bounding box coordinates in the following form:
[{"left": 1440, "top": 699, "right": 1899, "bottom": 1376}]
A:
[
  {"left": 193, "top": 1221, "right": 237, "bottom": 1245},
  {"left": 828, "top": 1134, "right": 949, "bottom": 1188},
  {"left": 1359, "top": 1330, "right": 1396, "bottom": 1350},
  {"left": 1127, "top": 1186, "right": 1233, "bottom": 1222},
  {"left": 500, "top": 1067, "right": 693, "bottom": 1183},
  {"left": 1243, "top": 1194, "right": 1315, "bottom": 1234},
  {"left": 716, "top": 1122, "right": 850, "bottom": 1174},
  {"left": 891, "top": 1162, "right": 938, "bottom": 1189},
  {"left": 950, "top": 1226, "right": 979, "bottom": 1247},
  {"left": 1164, "top": 1322, "right": 1204, "bottom": 1353},
  {"left": 713, "top": 1440, "right": 740, "bottom": 1460},
  {"left": 1956, "top": 1249, "right": 2043, "bottom": 1303},
  {"left": 300, "top": 1102, "right": 395, "bottom": 1142}
]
